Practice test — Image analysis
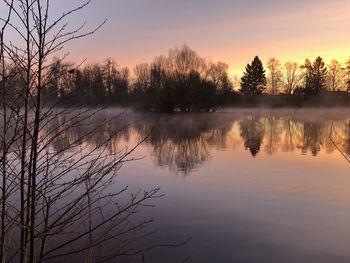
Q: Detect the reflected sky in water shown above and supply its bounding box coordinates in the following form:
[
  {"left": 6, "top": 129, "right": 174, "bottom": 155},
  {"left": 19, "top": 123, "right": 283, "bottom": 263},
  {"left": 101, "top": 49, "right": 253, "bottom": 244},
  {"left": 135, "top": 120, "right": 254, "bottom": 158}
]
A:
[{"left": 50, "top": 109, "right": 350, "bottom": 262}]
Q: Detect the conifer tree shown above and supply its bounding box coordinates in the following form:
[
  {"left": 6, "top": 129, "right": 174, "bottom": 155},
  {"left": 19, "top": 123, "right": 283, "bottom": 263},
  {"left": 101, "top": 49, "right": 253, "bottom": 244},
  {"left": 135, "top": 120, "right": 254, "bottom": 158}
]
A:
[
  {"left": 240, "top": 56, "right": 267, "bottom": 96},
  {"left": 304, "top": 56, "right": 327, "bottom": 95}
]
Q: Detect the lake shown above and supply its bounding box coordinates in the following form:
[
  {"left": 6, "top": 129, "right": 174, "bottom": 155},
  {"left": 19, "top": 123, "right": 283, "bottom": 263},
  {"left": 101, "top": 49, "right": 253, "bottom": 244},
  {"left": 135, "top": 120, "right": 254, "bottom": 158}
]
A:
[{"left": 54, "top": 108, "right": 350, "bottom": 263}]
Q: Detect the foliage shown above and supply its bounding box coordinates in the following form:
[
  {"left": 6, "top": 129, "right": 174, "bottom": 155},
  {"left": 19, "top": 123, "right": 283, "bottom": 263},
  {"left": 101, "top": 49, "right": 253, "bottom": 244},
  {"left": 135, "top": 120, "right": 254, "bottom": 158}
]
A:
[
  {"left": 131, "top": 44, "right": 235, "bottom": 112},
  {"left": 240, "top": 56, "right": 267, "bottom": 96},
  {"left": 302, "top": 57, "right": 328, "bottom": 95},
  {"left": 40, "top": 49, "right": 350, "bottom": 110}
]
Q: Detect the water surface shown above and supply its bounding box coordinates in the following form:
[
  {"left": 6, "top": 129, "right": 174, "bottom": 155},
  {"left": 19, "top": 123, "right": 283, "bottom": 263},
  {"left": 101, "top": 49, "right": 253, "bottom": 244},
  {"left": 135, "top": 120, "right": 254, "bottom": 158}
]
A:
[{"left": 59, "top": 108, "right": 350, "bottom": 263}]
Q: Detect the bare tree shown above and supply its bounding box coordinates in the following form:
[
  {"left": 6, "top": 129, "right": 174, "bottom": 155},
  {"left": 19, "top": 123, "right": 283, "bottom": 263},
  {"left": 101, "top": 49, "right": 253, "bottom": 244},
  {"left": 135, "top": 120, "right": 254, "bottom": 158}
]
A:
[
  {"left": 205, "top": 62, "right": 231, "bottom": 90},
  {"left": 266, "top": 58, "right": 282, "bottom": 95},
  {"left": 327, "top": 59, "right": 343, "bottom": 91},
  {"left": 0, "top": 2, "right": 15, "bottom": 262},
  {"left": 283, "top": 62, "right": 300, "bottom": 94},
  {"left": 167, "top": 44, "right": 205, "bottom": 77},
  {"left": 0, "top": 1, "right": 171, "bottom": 262},
  {"left": 133, "top": 63, "right": 150, "bottom": 91},
  {"left": 345, "top": 58, "right": 350, "bottom": 92}
]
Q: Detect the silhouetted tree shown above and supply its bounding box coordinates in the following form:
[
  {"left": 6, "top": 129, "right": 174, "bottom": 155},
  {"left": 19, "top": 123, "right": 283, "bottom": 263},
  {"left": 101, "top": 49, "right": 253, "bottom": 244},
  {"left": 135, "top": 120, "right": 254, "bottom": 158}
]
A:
[
  {"left": 300, "top": 59, "right": 312, "bottom": 94},
  {"left": 82, "top": 64, "right": 105, "bottom": 104},
  {"left": 345, "top": 58, "right": 350, "bottom": 92},
  {"left": 0, "top": 1, "right": 178, "bottom": 262},
  {"left": 150, "top": 61, "right": 174, "bottom": 112},
  {"left": 303, "top": 57, "right": 327, "bottom": 95},
  {"left": 31, "top": 49, "right": 350, "bottom": 108},
  {"left": 131, "top": 44, "right": 232, "bottom": 112},
  {"left": 43, "top": 58, "right": 62, "bottom": 102},
  {"left": 102, "top": 58, "right": 129, "bottom": 104},
  {"left": 132, "top": 63, "right": 150, "bottom": 92},
  {"left": 188, "top": 70, "right": 216, "bottom": 112},
  {"left": 240, "top": 56, "right": 267, "bottom": 97},
  {"left": 206, "top": 62, "right": 235, "bottom": 105},
  {"left": 131, "top": 63, "right": 150, "bottom": 109},
  {"left": 267, "top": 58, "right": 282, "bottom": 95},
  {"left": 327, "top": 60, "right": 343, "bottom": 91},
  {"left": 283, "top": 62, "right": 300, "bottom": 94}
]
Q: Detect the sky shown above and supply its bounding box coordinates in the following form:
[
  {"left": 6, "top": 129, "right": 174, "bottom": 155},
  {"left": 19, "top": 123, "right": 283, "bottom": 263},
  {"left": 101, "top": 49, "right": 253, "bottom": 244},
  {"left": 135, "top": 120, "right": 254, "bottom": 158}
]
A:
[{"left": 4, "top": 0, "right": 350, "bottom": 77}]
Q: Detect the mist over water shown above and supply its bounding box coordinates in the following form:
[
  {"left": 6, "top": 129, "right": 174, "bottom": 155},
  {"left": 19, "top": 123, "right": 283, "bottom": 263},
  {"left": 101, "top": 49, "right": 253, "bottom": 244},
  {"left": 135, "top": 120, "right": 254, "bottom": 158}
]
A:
[
  {"left": 44, "top": 108, "right": 350, "bottom": 262},
  {"left": 2, "top": 0, "right": 350, "bottom": 261}
]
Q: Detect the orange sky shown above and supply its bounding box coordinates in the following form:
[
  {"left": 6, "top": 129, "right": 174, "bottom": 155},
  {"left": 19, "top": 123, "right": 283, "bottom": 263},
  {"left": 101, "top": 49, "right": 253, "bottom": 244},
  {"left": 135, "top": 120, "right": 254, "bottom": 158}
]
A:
[{"left": 41, "top": 0, "right": 350, "bottom": 78}]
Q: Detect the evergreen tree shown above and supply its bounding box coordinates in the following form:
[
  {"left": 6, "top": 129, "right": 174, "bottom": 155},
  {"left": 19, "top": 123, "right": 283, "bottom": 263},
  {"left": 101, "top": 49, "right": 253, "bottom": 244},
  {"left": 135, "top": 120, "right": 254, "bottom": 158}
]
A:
[
  {"left": 240, "top": 56, "right": 267, "bottom": 96},
  {"left": 304, "top": 56, "right": 327, "bottom": 95}
]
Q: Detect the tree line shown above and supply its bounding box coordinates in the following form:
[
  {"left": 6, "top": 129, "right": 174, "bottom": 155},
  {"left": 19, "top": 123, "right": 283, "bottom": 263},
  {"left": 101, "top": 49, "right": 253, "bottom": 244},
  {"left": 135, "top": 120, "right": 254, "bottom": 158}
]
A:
[
  {"left": 38, "top": 45, "right": 350, "bottom": 111},
  {"left": 41, "top": 45, "right": 234, "bottom": 112},
  {"left": 241, "top": 56, "right": 350, "bottom": 95}
]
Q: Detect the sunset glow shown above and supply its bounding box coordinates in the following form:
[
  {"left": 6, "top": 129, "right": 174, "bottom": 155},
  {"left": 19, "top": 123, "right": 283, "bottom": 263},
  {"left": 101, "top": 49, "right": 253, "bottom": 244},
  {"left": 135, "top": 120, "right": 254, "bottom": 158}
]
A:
[
  {"left": 43, "top": 0, "right": 350, "bottom": 77},
  {"left": 3, "top": 1, "right": 350, "bottom": 262}
]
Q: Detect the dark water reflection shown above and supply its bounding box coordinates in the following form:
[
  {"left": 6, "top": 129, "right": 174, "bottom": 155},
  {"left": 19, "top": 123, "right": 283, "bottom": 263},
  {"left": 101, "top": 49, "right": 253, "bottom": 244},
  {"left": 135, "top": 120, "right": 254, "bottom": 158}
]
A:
[
  {"left": 51, "top": 109, "right": 350, "bottom": 175},
  {"left": 50, "top": 109, "right": 350, "bottom": 262}
]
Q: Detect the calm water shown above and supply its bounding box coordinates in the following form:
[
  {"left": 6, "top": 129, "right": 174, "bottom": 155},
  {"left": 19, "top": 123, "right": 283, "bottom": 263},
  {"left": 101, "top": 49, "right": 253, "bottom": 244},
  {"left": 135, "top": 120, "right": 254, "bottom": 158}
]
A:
[{"left": 56, "top": 109, "right": 350, "bottom": 263}]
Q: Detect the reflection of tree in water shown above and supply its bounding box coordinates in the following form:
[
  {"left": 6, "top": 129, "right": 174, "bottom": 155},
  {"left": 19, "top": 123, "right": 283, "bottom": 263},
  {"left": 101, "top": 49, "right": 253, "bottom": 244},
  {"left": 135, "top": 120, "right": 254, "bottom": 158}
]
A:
[
  {"left": 133, "top": 114, "right": 233, "bottom": 175},
  {"left": 30, "top": 109, "right": 179, "bottom": 262},
  {"left": 44, "top": 110, "right": 132, "bottom": 154},
  {"left": 344, "top": 121, "right": 350, "bottom": 155},
  {"left": 326, "top": 120, "right": 350, "bottom": 156},
  {"left": 239, "top": 117, "right": 350, "bottom": 157},
  {"left": 264, "top": 116, "right": 281, "bottom": 155},
  {"left": 281, "top": 118, "right": 303, "bottom": 152},
  {"left": 43, "top": 111, "right": 350, "bottom": 174},
  {"left": 42, "top": 112, "right": 235, "bottom": 175},
  {"left": 301, "top": 122, "right": 324, "bottom": 156},
  {"left": 239, "top": 116, "right": 265, "bottom": 157},
  {"left": 154, "top": 135, "right": 210, "bottom": 174}
]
